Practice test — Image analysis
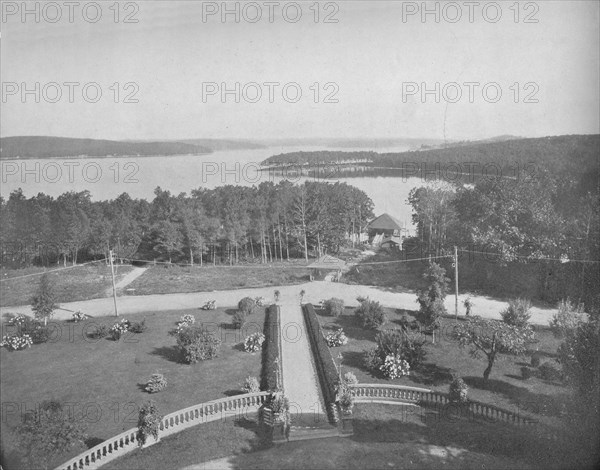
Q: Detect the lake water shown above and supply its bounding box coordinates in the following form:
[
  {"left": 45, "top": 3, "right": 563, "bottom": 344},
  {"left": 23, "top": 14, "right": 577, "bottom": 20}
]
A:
[{"left": 0, "top": 145, "right": 423, "bottom": 229}]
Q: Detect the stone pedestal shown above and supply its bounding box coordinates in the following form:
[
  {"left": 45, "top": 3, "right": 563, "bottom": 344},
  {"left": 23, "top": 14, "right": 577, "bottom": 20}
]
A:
[
  {"left": 341, "top": 413, "right": 353, "bottom": 435},
  {"left": 140, "top": 435, "right": 160, "bottom": 449},
  {"left": 272, "top": 420, "right": 287, "bottom": 443}
]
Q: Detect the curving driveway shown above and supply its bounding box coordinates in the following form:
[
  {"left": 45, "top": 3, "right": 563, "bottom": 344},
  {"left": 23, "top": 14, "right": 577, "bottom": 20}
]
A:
[{"left": 0, "top": 281, "right": 558, "bottom": 325}]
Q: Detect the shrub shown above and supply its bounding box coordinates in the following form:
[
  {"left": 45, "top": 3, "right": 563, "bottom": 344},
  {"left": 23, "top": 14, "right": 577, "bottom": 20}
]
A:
[
  {"left": 177, "top": 314, "right": 195, "bottom": 328},
  {"left": 531, "top": 351, "right": 543, "bottom": 367},
  {"left": 338, "top": 385, "right": 354, "bottom": 413},
  {"left": 254, "top": 297, "right": 266, "bottom": 307},
  {"left": 1, "top": 333, "right": 33, "bottom": 351},
  {"left": 398, "top": 331, "right": 427, "bottom": 368},
  {"left": 109, "top": 319, "right": 130, "bottom": 340},
  {"left": 274, "top": 290, "right": 281, "bottom": 302},
  {"left": 137, "top": 401, "right": 163, "bottom": 446},
  {"left": 355, "top": 297, "right": 386, "bottom": 329},
  {"left": 549, "top": 298, "right": 585, "bottom": 338},
  {"left": 30, "top": 273, "right": 58, "bottom": 325},
  {"left": 30, "top": 326, "right": 51, "bottom": 344},
  {"left": 238, "top": 297, "right": 258, "bottom": 315},
  {"left": 145, "top": 373, "right": 167, "bottom": 393},
  {"left": 174, "top": 325, "right": 221, "bottom": 364},
  {"left": 501, "top": 298, "right": 532, "bottom": 327},
  {"left": 380, "top": 354, "right": 410, "bottom": 379},
  {"left": 244, "top": 332, "right": 266, "bottom": 352},
  {"left": 324, "top": 298, "right": 344, "bottom": 317},
  {"left": 130, "top": 319, "right": 147, "bottom": 334},
  {"left": 232, "top": 311, "right": 247, "bottom": 329},
  {"left": 363, "top": 346, "right": 383, "bottom": 371},
  {"left": 71, "top": 311, "right": 87, "bottom": 322},
  {"left": 16, "top": 399, "right": 87, "bottom": 468},
  {"left": 241, "top": 376, "right": 260, "bottom": 393},
  {"left": 88, "top": 325, "right": 108, "bottom": 339},
  {"left": 343, "top": 371, "right": 358, "bottom": 386},
  {"left": 539, "top": 361, "right": 562, "bottom": 382},
  {"left": 262, "top": 305, "right": 282, "bottom": 391},
  {"left": 449, "top": 374, "right": 469, "bottom": 402},
  {"left": 325, "top": 328, "right": 348, "bottom": 347},
  {"left": 521, "top": 366, "right": 533, "bottom": 380}
]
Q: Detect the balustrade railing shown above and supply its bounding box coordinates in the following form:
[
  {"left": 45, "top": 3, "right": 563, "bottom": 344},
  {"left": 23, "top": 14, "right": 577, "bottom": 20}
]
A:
[{"left": 55, "top": 392, "right": 270, "bottom": 470}]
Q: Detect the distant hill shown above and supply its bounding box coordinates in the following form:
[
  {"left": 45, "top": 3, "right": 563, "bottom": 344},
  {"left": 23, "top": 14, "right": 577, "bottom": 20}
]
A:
[
  {"left": 260, "top": 137, "right": 448, "bottom": 149},
  {"left": 0, "top": 136, "right": 212, "bottom": 159},
  {"left": 178, "top": 138, "right": 266, "bottom": 150}
]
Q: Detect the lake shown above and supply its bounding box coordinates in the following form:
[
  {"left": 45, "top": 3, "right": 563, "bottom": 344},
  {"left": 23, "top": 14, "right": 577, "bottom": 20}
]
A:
[{"left": 0, "top": 145, "right": 424, "bottom": 230}]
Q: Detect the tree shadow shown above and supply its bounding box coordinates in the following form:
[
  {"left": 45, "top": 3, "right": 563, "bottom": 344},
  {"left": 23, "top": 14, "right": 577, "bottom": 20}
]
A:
[
  {"left": 334, "top": 315, "right": 377, "bottom": 342},
  {"left": 225, "top": 308, "right": 238, "bottom": 316},
  {"left": 224, "top": 389, "right": 244, "bottom": 397},
  {"left": 149, "top": 346, "right": 181, "bottom": 364},
  {"left": 85, "top": 437, "right": 105, "bottom": 448},
  {"left": 233, "top": 342, "right": 246, "bottom": 352},
  {"left": 411, "top": 362, "right": 454, "bottom": 387},
  {"left": 234, "top": 416, "right": 271, "bottom": 452}
]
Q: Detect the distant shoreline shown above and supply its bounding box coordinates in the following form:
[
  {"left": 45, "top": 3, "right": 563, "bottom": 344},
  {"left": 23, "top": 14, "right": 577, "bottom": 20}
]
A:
[{"left": 0, "top": 152, "right": 212, "bottom": 161}]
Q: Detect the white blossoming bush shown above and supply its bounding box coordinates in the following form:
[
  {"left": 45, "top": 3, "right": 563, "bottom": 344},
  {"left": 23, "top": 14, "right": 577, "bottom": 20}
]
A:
[
  {"left": 178, "top": 314, "right": 195, "bottom": 326},
  {"left": 72, "top": 311, "right": 88, "bottom": 322},
  {"left": 145, "top": 373, "right": 168, "bottom": 393},
  {"left": 109, "top": 318, "right": 130, "bottom": 340},
  {"left": 380, "top": 354, "right": 410, "bottom": 379},
  {"left": 254, "top": 297, "right": 266, "bottom": 307},
  {"left": 244, "top": 332, "right": 266, "bottom": 353},
  {"left": 325, "top": 328, "right": 348, "bottom": 347},
  {"left": 1, "top": 333, "right": 33, "bottom": 351},
  {"left": 8, "top": 315, "right": 27, "bottom": 327}
]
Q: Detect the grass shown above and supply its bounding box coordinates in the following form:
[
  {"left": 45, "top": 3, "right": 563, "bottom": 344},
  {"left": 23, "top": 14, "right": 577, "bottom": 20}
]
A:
[
  {"left": 125, "top": 263, "right": 312, "bottom": 296},
  {"left": 0, "top": 264, "right": 134, "bottom": 307},
  {"left": 106, "top": 403, "right": 589, "bottom": 470},
  {"left": 0, "top": 307, "right": 265, "bottom": 470},
  {"left": 315, "top": 306, "right": 572, "bottom": 427}
]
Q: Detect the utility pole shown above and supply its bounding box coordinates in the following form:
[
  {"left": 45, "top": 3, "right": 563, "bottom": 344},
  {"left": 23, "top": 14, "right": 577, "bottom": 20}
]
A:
[
  {"left": 454, "top": 246, "right": 459, "bottom": 320},
  {"left": 109, "top": 249, "right": 118, "bottom": 317}
]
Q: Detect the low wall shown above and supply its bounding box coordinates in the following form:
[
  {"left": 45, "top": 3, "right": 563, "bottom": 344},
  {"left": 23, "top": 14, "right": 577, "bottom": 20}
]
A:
[{"left": 54, "top": 392, "right": 270, "bottom": 470}]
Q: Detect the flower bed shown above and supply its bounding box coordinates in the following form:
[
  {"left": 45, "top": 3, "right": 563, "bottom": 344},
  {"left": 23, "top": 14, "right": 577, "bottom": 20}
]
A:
[{"left": 261, "top": 304, "right": 282, "bottom": 391}]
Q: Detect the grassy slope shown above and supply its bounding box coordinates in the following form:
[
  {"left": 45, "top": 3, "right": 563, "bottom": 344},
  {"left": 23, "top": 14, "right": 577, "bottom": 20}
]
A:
[
  {"left": 0, "top": 307, "right": 265, "bottom": 469},
  {"left": 0, "top": 264, "right": 134, "bottom": 307},
  {"left": 125, "top": 263, "right": 312, "bottom": 295}
]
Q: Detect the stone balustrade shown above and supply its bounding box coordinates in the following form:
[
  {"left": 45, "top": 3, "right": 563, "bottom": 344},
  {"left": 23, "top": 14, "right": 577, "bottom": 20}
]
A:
[{"left": 54, "top": 392, "right": 270, "bottom": 470}]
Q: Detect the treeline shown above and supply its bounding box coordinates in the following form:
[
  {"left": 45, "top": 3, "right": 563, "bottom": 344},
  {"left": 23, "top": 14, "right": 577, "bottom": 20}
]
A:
[
  {"left": 407, "top": 165, "right": 600, "bottom": 307},
  {"left": 0, "top": 136, "right": 211, "bottom": 159},
  {"left": 0, "top": 181, "right": 374, "bottom": 268},
  {"left": 262, "top": 135, "right": 599, "bottom": 192}
]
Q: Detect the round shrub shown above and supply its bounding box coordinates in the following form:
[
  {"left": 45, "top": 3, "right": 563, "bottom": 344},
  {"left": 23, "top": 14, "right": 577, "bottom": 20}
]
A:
[
  {"left": 325, "top": 328, "right": 348, "bottom": 347},
  {"left": 241, "top": 376, "right": 260, "bottom": 393},
  {"left": 324, "top": 298, "right": 344, "bottom": 317},
  {"left": 363, "top": 347, "right": 383, "bottom": 371},
  {"left": 145, "top": 373, "right": 167, "bottom": 393},
  {"left": 531, "top": 351, "right": 543, "bottom": 368},
  {"left": 379, "top": 354, "right": 410, "bottom": 379},
  {"left": 449, "top": 374, "right": 469, "bottom": 402},
  {"left": 130, "top": 319, "right": 147, "bottom": 334},
  {"left": 355, "top": 297, "right": 386, "bottom": 329},
  {"left": 238, "top": 297, "right": 258, "bottom": 315},
  {"left": 174, "top": 325, "right": 222, "bottom": 364},
  {"left": 501, "top": 298, "right": 532, "bottom": 327},
  {"left": 343, "top": 371, "right": 358, "bottom": 386},
  {"left": 521, "top": 366, "right": 533, "bottom": 380},
  {"left": 244, "top": 332, "right": 265, "bottom": 352}
]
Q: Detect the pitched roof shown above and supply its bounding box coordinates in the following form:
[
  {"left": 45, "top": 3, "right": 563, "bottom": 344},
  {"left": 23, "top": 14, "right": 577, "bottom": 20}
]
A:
[
  {"left": 307, "top": 255, "right": 346, "bottom": 269},
  {"left": 367, "top": 213, "right": 403, "bottom": 231}
]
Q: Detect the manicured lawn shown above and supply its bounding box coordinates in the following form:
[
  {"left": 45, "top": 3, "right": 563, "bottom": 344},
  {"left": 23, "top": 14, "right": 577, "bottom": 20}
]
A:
[
  {"left": 0, "top": 307, "right": 265, "bottom": 470},
  {"left": 108, "top": 403, "right": 583, "bottom": 470},
  {"left": 125, "top": 263, "right": 312, "bottom": 296},
  {"left": 315, "top": 306, "right": 570, "bottom": 427},
  {"left": 0, "top": 264, "right": 134, "bottom": 307}
]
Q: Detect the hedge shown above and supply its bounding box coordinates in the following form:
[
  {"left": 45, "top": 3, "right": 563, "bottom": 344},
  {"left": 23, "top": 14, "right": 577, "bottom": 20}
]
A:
[
  {"left": 261, "top": 304, "right": 283, "bottom": 392},
  {"left": 303, "top": 304, "right": 340, "bottom": 407}
]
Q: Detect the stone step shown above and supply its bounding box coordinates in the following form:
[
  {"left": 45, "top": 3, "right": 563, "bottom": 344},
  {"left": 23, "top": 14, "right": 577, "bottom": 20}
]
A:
[{"left": 288, "top": 425, "right": 340, "bottom": 442}]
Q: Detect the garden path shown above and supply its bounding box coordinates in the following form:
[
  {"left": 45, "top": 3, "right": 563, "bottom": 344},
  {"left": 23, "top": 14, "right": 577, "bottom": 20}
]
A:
[{"left": 279, "top": 297, "right": 329, "bottom": 427}]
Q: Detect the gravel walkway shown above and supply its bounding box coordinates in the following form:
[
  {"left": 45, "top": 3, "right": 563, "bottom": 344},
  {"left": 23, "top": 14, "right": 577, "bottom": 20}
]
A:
[
  {"left": 279, "top": 297, "right": 328, "bottom": 426},
  {"left": 103, "top": 266, "right": 147, "bottom": 297}
]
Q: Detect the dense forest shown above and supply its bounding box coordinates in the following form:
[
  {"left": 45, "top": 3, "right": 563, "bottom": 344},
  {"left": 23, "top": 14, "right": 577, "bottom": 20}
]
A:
[
  {"left": 262, "top": 135, "right": 599, "bottom": 190},
  {"left": 0, "top": 136, "right": 211, "bottom": 159},
  {"left": 0, "top": 181, "right": 374, "bottom": 267},
  {"left": 404, "top": 138, "right": 600, "bottom": 308}
]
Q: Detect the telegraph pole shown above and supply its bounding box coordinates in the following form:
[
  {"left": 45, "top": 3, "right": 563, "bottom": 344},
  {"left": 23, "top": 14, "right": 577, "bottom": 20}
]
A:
[
  {"left": 454, "top": 246, "right": 459, "bottom": 320},
  {"left": 109, "top": 249, "right": 118, "bottom": 317}
]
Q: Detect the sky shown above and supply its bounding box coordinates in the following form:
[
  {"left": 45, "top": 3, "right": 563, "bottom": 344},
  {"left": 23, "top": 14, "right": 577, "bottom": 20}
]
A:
[{"left": 1, "top": 0, "right": 599, "bottom": 140}]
